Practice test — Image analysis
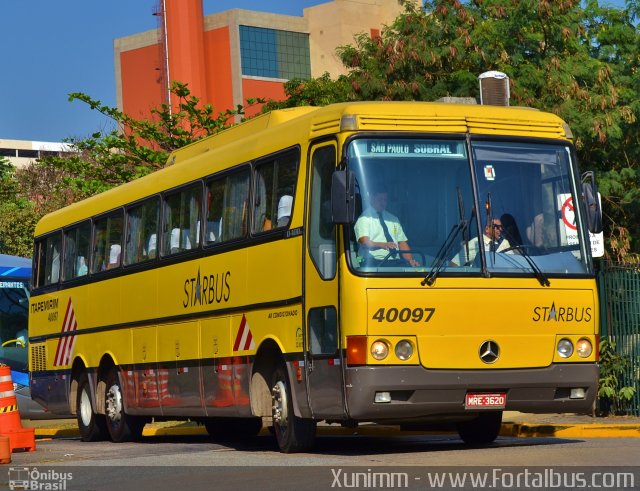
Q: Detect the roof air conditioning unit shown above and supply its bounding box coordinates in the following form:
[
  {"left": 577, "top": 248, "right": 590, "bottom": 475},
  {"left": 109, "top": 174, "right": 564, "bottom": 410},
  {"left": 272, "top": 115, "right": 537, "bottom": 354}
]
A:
[{"left": 479, "top": 71, "right": 510, "bottom": 106}]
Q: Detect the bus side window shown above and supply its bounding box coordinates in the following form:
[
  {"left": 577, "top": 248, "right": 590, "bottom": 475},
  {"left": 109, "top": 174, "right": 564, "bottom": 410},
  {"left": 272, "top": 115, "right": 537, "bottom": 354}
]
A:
[
  {"left": 162, "top": 184, "right": 202, "bottom": 256},
  {"left": 63, "top": 221, "right": 91, "bottom": 281},
  {"left": 47, "top": 233, "right": 61, "bottom": 285},
  {"left": 92, "top": 211, "right": 123, "bottom": 273},
  {"left": 252, "top": 150, "right": 299, "bottom": 234},
  {"left": 206, "top": 168, "right": 250, "bottom": 245},
  {"left": 308, "top": 145, "right": 337, "bottom": 279},
  {"left": 35, "top": 232, "right": 62, "bottom": 287},
  {"left": 33, "top": 241, "right": 44, "bottom": 288},
  {"left": 125, "top": 197, "right": 159, "bottom": 265}
]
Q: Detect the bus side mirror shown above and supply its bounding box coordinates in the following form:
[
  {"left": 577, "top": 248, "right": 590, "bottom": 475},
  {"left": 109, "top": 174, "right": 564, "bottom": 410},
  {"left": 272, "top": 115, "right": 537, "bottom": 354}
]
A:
[
  {"left": 331, "top": 170, "right": 356, "bottom": 224},
  {"left": 581, "top": 171, "right": 603, "bottom": 234}
]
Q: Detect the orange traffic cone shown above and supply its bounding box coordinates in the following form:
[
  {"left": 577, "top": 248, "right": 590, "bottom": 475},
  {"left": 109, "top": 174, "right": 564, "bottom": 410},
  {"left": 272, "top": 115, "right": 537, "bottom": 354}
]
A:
[
  {"left": 0, "top": 435, "right": 10, "bottom": 464},
  {"left": 0, "top": 365, "right": 36, "bottom": 452},
  {"left": 210, "top": 358, "right": 234, "bottom": 407},
  {"left": 232, "top": 356, "right": 250, "bottom": 406}
]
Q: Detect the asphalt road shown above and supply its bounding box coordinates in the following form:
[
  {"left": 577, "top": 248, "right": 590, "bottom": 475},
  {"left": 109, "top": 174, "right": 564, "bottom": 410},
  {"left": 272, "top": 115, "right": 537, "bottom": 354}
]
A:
[{"left": 4, "top": 432, "right": 640, "bottom": 491}]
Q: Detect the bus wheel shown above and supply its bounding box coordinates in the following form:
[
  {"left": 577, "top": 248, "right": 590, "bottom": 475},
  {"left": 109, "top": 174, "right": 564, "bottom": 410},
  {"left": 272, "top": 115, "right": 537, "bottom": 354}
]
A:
[
  {"left": 270, "top": 364, "right": 316, "bottom": 453},
  {"left": 104, "top": 368, "right": 145, "bottom": 442},
  {"left": 457, "top": 411, "right": 503, "bottom": 445},
  {"left": 204, "top": 417, "right": 262, "bottom": 439},
  {"left": 76, "top": 373, "right": 108, "bottom": 442}
]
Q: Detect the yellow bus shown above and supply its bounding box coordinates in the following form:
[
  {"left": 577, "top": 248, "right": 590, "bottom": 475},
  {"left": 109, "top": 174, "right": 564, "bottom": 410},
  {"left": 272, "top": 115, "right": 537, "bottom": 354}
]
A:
[{"left": 28, "top": 101, "right": 603, "bottom": 452}]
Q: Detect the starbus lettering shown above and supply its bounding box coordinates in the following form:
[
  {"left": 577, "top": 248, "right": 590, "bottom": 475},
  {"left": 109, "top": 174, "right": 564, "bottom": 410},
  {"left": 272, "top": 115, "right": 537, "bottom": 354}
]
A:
[
  {"left": 532, "top": 302, "right": 592, "bottom": 322},
  {"left": 183, "top": 268, "right": 231, "bottom": 308}
]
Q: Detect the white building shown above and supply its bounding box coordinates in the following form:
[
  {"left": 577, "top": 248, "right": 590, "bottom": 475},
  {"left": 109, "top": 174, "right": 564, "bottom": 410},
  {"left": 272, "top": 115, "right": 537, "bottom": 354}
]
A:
[{"left": 0, "top": 139, "right": 74, "bottom": 169}]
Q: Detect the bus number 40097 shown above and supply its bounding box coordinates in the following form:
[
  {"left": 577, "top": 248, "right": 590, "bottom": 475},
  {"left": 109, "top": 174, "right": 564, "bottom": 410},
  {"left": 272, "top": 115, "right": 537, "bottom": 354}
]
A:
[{"left": 372, "top": 307, "right": 435, "bottom": 323}]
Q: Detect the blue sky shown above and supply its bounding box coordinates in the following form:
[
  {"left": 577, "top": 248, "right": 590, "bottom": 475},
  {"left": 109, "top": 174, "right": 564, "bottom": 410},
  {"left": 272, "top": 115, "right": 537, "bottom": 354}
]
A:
[
  {"left": 0, "top": 0, "right": 630, "bottom": 143},
  {"left": 0, "top": 1, "right": 325, "bottom": 143}
]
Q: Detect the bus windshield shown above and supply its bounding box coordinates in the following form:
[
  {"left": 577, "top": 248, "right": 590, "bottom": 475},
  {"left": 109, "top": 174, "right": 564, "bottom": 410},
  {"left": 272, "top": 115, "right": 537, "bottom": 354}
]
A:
[{"left": 346, "top": 137, "right": 591, "bottom": 276}]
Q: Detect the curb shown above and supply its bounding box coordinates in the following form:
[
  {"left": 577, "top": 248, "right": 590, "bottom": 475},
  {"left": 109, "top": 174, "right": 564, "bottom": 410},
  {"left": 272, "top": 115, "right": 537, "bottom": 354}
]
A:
[
  {"left": 33, "top": 422, "right": 640, "bottom": 439},
  {"left": 500, "top": 422, "right": 640, "bottom": 439}
]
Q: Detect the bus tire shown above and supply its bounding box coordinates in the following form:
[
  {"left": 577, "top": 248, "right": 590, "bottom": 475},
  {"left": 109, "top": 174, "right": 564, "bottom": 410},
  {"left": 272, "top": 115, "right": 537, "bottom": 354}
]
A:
[
  {"left": 457, "top": 411, "right": 502, "bottom": 445},
  {"left": 76, "top": 373, "right": 108, "bottom": 442},
  {"left": 270, "top": 364, "right": 316, "bottom": 453},
  {"left": 104, "top": 367, "right": 145, "bottom": 442},
  {"left": 204, "top": 417, "right": 262, "bottom": 439}
]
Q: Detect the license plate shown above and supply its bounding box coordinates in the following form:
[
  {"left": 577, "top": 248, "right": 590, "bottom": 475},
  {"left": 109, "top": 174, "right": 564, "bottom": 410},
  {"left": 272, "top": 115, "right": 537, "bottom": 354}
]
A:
[{"left": 465, "top": 392, "right": 507, "bottom": 409}]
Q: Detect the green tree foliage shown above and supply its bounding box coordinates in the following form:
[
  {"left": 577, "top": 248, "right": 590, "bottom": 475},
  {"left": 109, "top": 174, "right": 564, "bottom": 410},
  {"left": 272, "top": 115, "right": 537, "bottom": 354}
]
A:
[
  {"left": 261, "top": 72, "right": 353, "bottom": 110},
  {"left": 597, "top": 338, "right": 637, "bottom": 415},
  {"left": 0, "top": 157, "right": 38, "bottom": 257},
  {"left": 268, "top": 0, "right": 640, "bottom": 257}
]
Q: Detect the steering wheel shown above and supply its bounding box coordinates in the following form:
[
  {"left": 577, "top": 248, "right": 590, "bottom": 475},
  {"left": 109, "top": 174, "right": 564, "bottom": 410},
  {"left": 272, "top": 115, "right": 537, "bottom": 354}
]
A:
[{"left": 1, "top": 339, "right": 25, "bottom": 348}]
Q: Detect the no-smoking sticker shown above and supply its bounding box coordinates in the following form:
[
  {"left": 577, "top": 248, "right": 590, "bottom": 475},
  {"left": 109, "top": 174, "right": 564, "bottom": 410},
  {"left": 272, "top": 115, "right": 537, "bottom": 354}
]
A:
[
  {"left": 558, "top": 192, "right": 604, "bottom": 256},
  {"left": 561, "top": 197, "right": 577, "bottom": 230}
]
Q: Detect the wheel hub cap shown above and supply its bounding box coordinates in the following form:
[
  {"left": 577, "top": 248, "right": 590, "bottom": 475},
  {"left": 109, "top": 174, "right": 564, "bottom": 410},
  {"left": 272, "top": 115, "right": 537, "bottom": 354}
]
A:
[
  {"left": 106, "top": 384, "right": 122, "bottom": 423},
  {"left": 272, "top": 380, "right": 288, "bottom": 425}
]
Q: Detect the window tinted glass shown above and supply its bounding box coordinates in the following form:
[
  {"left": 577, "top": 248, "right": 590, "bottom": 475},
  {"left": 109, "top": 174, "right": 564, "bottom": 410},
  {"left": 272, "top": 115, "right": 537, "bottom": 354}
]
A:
[
  {"left": 308, "top": 145, "right": 336, "bottom": 279},
  {"left": 63, "top": 222, "right": 91, "bottom": 280},
  {"left": 253, "top": 150, "right": 298, "bottom": 233},
  {"left": 0, "top": 280, "right": 29, "bottom": 370},
  {"left": 162, "top": 184, "right": 203, "bottom": 256},
  {"left": 205, "top": 169, "right": 250, "bottom": 245},
  {"left": 125, "top": 198, "right": 160, "bottom": 265},
  {"left": 471, "top": 141, "right": 589, "bottom": 274},
  {"left": 92, "top": 212, "right": 123, "bottom": 273},
  {"left": 34, "top": 233, "right": 62, "bottom": 287},
  {"left": 347, "top": 138, "right": 474, "bottom": 274}
]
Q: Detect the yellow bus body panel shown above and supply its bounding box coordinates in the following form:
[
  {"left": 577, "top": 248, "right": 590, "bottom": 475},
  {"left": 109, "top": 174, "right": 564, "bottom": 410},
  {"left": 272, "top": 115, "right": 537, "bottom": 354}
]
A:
[
  {"left": 29, "top": 235, "right": 304, "bottom": 371},
  {"left": 359, "top": 277, "right": 598, "bottom": 369}
]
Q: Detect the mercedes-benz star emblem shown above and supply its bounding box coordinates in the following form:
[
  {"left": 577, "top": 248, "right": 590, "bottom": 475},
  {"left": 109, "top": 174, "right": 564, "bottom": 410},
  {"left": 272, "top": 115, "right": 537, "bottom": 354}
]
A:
[{"left": 479, "top": 340, "right": 500, "bottom": 364}]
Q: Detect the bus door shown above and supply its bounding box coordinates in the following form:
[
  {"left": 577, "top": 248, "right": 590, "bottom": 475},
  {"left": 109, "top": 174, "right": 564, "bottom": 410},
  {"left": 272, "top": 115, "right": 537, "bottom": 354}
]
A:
[{"left": 304, "top": 142, "right": 346, "bottom": 419}]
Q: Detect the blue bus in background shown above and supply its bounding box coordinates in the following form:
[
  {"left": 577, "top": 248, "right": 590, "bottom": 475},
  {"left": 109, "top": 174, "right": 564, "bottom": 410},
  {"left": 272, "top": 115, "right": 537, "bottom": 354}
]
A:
[{"left": 0, "top": 253, "right": 51, "bottom": 419}]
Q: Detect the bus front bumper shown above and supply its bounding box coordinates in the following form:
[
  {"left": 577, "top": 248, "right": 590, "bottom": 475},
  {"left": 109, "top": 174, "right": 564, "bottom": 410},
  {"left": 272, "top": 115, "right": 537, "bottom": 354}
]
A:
[{"left": 344, "top": 363, "right": 598, "bottom": 421}]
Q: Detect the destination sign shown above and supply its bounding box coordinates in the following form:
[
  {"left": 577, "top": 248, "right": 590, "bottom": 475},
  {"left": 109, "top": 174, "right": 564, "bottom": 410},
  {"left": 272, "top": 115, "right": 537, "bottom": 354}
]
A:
[{"left": 355, "top": 140, "right": 465, "bottom": 158}]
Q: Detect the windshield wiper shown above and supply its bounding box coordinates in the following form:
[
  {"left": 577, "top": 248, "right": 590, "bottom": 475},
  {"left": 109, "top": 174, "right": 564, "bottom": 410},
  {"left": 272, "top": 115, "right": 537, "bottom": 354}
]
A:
[
  {"left": 500, "top": 243, "right": 550, "bottom": 287},
  {"left": 422, "top": 188, "right": 469, "bottom": 286}
]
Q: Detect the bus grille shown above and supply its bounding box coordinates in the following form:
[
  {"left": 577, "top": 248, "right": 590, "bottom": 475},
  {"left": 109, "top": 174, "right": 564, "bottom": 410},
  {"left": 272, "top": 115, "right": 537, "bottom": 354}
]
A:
[{"left": 30, "top": 344, "right": 47, "bottom": 372}]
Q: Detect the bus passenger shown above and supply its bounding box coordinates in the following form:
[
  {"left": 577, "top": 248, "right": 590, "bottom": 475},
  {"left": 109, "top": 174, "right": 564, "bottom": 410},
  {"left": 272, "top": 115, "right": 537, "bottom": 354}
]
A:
[
  {"left": 500, "top": 213, "right": 523, "bottom": 249},
  {"left": 458, "top": 218, "right": 512, "bottom": 265},
  {"left": 526, "top": 213, "right": 545, "bottom": 247},
  {"left": 354, "top": 188, "right": 419, "bottom": 267}
]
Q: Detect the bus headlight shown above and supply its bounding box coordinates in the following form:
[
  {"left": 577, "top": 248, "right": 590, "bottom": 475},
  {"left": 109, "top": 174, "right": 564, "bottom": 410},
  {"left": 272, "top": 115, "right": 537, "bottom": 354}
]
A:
[
  {"left": 371, "top": 340, "right": 389, "bottom": 360},
  {"left": 395, "top": 340, "right": 414, "bottom": 360},
  {"left": 576, "top": 338, "right": 593, "bottom": 358},
  {"left": 557, "top": 339, "right": 574, "bottom": 358}
]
